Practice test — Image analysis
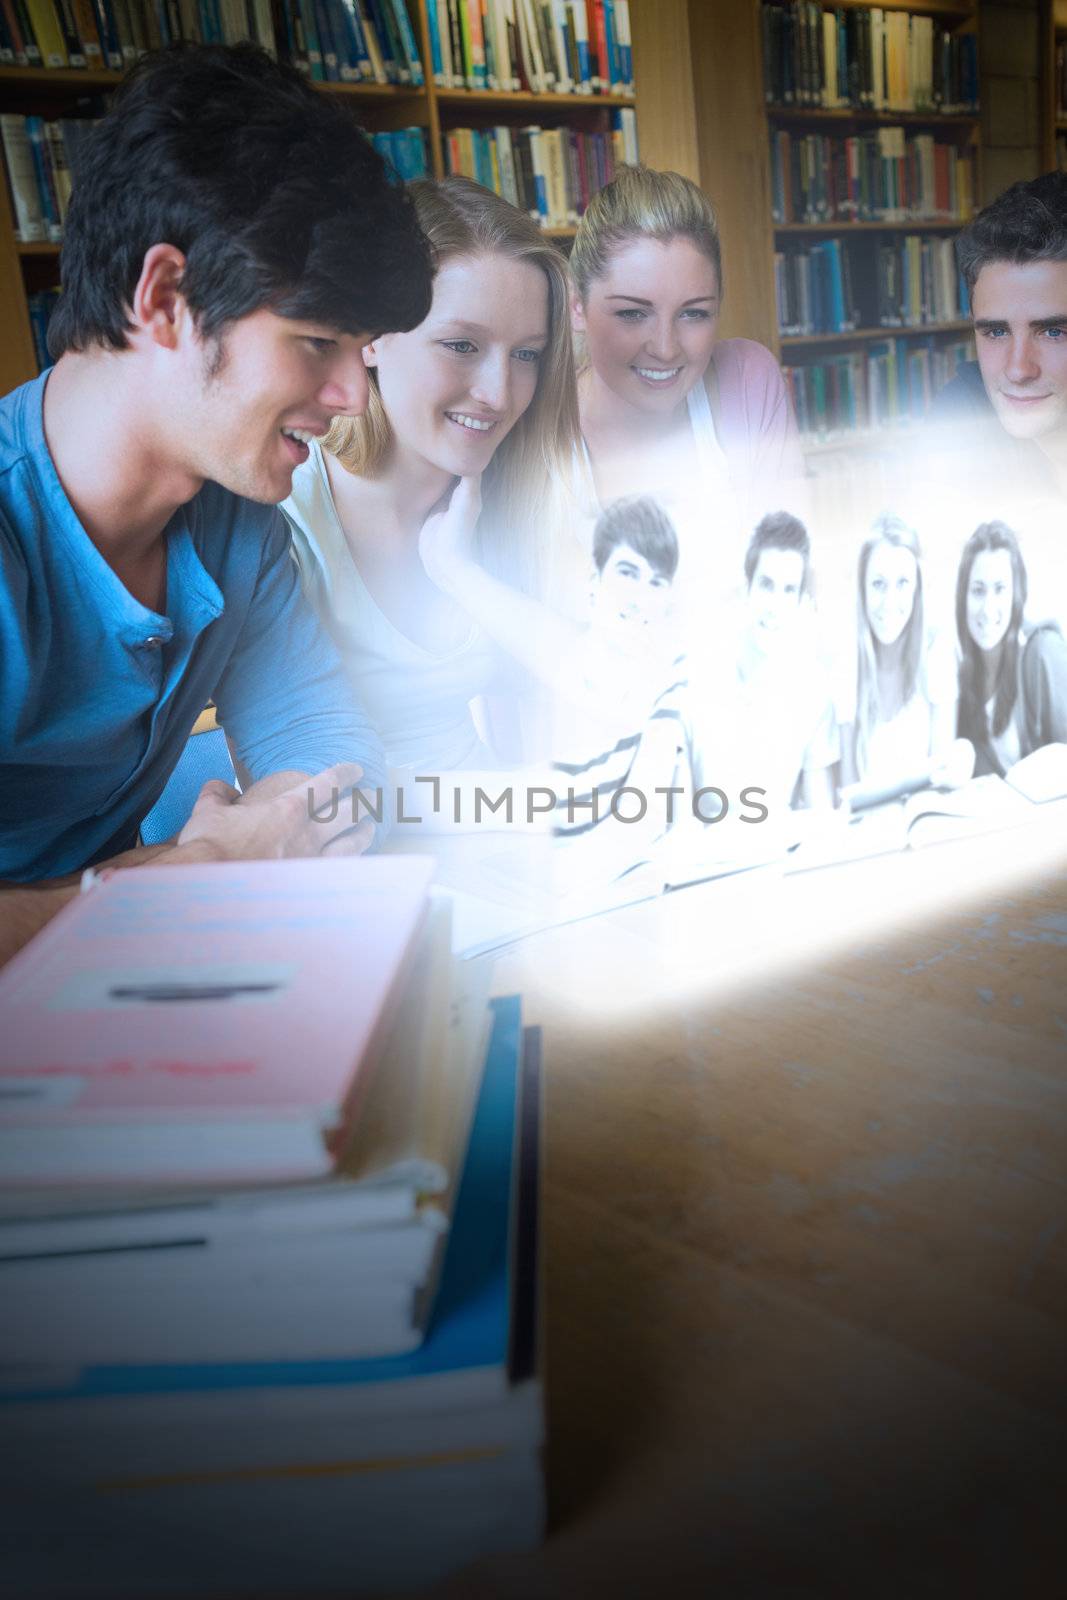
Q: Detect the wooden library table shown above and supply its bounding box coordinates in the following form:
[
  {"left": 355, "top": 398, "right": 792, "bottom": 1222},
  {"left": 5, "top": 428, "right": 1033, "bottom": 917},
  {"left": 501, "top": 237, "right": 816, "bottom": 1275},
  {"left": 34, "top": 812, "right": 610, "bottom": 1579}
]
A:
[{"left": 431, "top": 810, "right": 1067, "bottom": 1599}]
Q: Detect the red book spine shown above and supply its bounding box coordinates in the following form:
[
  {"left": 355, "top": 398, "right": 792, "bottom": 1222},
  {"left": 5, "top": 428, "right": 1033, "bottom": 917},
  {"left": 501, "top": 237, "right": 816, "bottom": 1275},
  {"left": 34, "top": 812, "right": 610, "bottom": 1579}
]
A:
[{"left": 591, "top": 0, "right": 607, "bottom": 94}]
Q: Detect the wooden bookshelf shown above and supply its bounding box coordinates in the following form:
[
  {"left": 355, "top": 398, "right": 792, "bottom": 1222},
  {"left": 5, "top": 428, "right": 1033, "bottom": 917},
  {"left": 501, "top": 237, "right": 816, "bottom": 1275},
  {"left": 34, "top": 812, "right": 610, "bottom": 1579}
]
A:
[
  {"left": 683, "top": 0, "right": 980, "bottom": 451},
  {"left": 775, "top": 218, "right": 963, "bottom": 233},
  {"left": 780, "top": 319, "right": 971, "bottom": 347},
  {"left": 0, "top": 1, "right": 648, "bottom": 396},
  {"left": 1042, "top": 0, "right": 1067, "bottom": 172}
]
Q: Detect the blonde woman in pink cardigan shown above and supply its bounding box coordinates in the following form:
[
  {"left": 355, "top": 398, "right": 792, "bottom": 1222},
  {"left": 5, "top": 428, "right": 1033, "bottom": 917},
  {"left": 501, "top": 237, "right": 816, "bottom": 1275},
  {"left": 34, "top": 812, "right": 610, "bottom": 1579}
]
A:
[{"left": 569, "top": 165, "right": 805, "bottom": 608}]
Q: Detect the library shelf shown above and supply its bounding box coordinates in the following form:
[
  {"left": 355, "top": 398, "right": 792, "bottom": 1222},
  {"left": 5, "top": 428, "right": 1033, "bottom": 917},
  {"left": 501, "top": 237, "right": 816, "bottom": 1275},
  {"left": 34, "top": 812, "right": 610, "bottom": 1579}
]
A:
[
  {"left": 766, "top": 106, "right": 979, "bottom": 128},
  {"left": 774, "top": 219, "right": 968, "bottom": 234},
  {"left": 0, "top": 67, "right": 123, "bottom": 89},
  {"left": 435, "top": 88, "right": 635, "bottom": 109},
  {"left": 826, "top": 0, "right": 973, "bottom": 14},
  {"left": 0, "top": 1, "right": 646, "bottom": 393},
  {"left": 780, "top": 320, "right": 971, "bottom": 348}
]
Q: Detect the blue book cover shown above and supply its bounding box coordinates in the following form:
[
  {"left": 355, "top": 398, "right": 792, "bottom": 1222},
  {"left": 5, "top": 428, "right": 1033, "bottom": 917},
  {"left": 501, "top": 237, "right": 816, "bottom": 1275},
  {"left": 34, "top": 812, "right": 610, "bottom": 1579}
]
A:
[
  {"left": 387, "top": 0, "right": 423, "bottom": 86},
  {"left": 2, "top": 997, "right": 525, "bottom": 1407},
  {"left": 425, "top": 0, "right": 442, "bottom": 79},
  {"left": 602, "top": 0, "right": 618, "bottom": 90}
]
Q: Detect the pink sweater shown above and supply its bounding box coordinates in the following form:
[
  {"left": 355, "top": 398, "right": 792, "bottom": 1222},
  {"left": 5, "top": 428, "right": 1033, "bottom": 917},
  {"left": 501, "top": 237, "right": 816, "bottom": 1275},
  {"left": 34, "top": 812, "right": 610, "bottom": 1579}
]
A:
[{"left": 708, "top": 338, "right": 805, "bottom": 490}]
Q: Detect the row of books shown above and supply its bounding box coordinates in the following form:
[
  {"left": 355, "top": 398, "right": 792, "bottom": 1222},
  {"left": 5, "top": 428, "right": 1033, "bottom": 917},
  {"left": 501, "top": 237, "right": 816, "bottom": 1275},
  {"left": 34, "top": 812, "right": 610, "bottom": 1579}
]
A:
[
  {"left": 442, "top": 109, "right": 635, "bottom": 228},
  {"left": 0, "top": 111, "right": 95, "bottom": 242},
  {"left": 0, "top": 0, "right": 274, "bottom": 70},
  {"left": 770, "top": 127, "right": 976, "bottom": 225},
  {"left": 761, "top": 2, "right": 980, "bottom": 115},
  {"left": 0, "top": 0, "right": 425, "bottom": 86},
  {"left": 276, "top": 0, "right": 424, "bottom": 85},
  {"left": 0, "top": 859, "right": 545, "bottom": 1592},
  {"left": 774, "top": 233, "right": 967, "bottom": 336},
  {"left": 371, "top": 122, "right": 429, "bottom": 176},
  {"left": 784, "top": 335, "right": 972, "bottom": 439},
  {"left": 427, "top": 0, "right": 633, "bottom": 95},
  {"left": 873, "top": 234, "right": 966, "bottom": 330}
]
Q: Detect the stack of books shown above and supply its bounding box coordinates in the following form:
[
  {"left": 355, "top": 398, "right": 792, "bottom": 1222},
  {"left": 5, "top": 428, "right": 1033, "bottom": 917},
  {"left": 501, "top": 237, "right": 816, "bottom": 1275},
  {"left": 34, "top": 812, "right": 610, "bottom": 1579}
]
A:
[
  {"left": 762, "top": 2, "right": 979, "bottom": 115},
  {"left": 428, "top": 0, "right": 634, "bottom": 95},
  {"left": 769, "top": 127, "right": 976, "bottom": 225},
  {"left": 442, "top": 113, "right": 636, "bottom": 228},
  {"left": 0, "top": 859, "right": 543, "bottom": 1593}
]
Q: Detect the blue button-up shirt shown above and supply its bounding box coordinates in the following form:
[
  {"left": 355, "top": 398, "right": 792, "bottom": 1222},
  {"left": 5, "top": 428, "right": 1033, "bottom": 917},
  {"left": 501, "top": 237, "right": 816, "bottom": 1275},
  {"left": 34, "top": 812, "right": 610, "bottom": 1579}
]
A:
[{"left": 0, "top": 372, "right": 386, "bottom": 881}]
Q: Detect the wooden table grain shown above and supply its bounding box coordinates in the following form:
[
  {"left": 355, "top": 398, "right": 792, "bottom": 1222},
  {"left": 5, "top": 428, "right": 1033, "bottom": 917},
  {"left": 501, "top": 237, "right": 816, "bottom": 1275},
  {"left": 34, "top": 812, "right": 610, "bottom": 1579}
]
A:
[{"left": 435, "top": 813, "right": 1067, "bottom": 1598}]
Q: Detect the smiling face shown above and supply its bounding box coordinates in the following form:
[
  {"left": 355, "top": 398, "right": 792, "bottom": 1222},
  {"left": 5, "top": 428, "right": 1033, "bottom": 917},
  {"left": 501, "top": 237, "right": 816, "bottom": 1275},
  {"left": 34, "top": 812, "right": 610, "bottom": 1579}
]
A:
[
  {"left": 185, "top": 308, "right": 374, "bottom": 504},
  {"left": 864, "top": 540, "right": 918, "bottom": 648},
  {"left": 366, "top": 252, "right": 548, "bottom": 479},
  {"left": 966, "top": 547, "right": 1015, "bottom": 654},
  {"left": 574, "top": 235, "right": 720, "bottom": 415},
  {"left": 590, "top": 541, "right": 673, "bottom": 632},
  {"left": 747, "top": 547, "right": 805, "bottom": 656},
  {"left": 973, "top": 259, "right": 1067, "bottom": 443}
]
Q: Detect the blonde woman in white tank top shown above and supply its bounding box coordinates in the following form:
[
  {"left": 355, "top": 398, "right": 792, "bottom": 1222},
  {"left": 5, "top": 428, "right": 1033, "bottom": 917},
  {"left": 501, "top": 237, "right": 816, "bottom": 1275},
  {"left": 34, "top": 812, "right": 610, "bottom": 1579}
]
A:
[{"left": 281, "top": 177, "right": 579, "bottom": 774}]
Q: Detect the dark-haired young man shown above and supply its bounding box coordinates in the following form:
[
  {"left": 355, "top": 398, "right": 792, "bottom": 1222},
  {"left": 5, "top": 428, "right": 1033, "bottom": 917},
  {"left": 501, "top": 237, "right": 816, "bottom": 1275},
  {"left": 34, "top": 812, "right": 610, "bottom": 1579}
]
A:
[
  {"left": 935, "top": 171, "right": 1067, "bottom": 495},
  {"left": 0, "top": 43, "right": 434, "bottom": 964},
  {"left": 732, "top": 511, "right": 838, "bottom": 812}
]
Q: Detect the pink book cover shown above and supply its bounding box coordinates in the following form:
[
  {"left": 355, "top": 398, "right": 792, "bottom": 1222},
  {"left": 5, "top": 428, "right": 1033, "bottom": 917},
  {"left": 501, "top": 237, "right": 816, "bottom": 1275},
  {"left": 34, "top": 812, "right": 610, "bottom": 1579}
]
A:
[{"left": 0, "top": 857, "right": 434, "bottom": 1179}]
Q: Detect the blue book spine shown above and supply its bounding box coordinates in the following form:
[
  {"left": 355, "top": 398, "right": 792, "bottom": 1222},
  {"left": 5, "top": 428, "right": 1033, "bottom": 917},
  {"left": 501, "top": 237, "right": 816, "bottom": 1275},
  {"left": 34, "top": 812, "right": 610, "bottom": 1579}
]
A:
[
  {"left": 91, "top": 0, "right": 123, "bottom": 66},
  {"left": 332, "top": 0, "right": 361, "bottom": 76},
  {"left": 389, "top": 0, "right": 423, "bottom": 87},
  {"left": 313, "top": 0, "right": 341, "bottom": 80},
  {"left": 24, "top": 117, "right": 60, "bottom": 243},
  {"left": 338, "top": 0, "right": 370, "bottom": 74},
  {"left": 398, "top": 127, "right": 428, "bottom": 181},
  {"left": 602, "top": 0, "right": 617, "bottom": 90},
  {"left": 296, "top": 0, "right": 324, "bottom": 78},
  {"left": 828, "top": 239, "right": 845, "bottom": 331},
  {"left": 364, "top": 0, "right": 399, "bottom": 82},
  {"left": 424, "top": 0, "right": 442, "bottom": 80}
]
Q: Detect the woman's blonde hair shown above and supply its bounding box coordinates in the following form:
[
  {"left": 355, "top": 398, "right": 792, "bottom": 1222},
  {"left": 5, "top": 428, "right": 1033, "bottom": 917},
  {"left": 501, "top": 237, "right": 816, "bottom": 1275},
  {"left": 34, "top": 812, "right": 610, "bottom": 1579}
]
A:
[
  {"left": 853, "top": 514, "right": 926, "bottom": 778},
  {"left": 570, "top": 164, "right": 722, "bottom": 302},
  {"left": 324, "top": 175, "right": 579, "bottom": 589}
]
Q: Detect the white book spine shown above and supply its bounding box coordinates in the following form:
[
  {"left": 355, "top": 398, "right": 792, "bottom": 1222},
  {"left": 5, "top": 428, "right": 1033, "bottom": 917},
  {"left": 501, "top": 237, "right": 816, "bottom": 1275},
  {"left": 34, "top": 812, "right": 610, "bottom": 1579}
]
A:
[
  {"left": 550, "top": 0, "right": 572, "bottom": 93},
  {"left": 519, "top": 0, "right": 546, "bottom": 93},
  {"left": 494, "top": 125, "right": 519, "bottom": 207},
  {"left": 1, "top": 116, "right": 46, "bottom": 244},
  {"left": 616, "top": 0, "right": 633, "bottom": 94}
]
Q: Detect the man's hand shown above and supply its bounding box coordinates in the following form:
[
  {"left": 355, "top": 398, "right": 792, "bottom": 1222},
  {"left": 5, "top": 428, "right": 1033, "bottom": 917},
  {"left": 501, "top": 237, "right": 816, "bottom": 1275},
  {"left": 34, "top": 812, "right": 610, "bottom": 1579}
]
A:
[
  {"left": 418, "top": 475, "right": 482, "bottom": 598},
  {"left": 178, "top": 763, "right": 375, "bottom": 860}
]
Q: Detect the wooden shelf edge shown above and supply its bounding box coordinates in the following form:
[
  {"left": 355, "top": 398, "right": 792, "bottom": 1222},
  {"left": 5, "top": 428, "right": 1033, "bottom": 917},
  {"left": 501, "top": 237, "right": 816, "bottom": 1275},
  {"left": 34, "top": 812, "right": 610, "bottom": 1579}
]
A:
[
  {"left": 766, "top": 105, "right": 979, "bottom": 126},
  {"left": 16, "top": 241, "right": 61, "bottom": 256},
  {"left": 435, "top": 87, "right": 635, "bottom": 109},
  {"left": 774, "top": 219, "right": 969, "bottom": 233},
  {"left": 780, "top": 321, "right": 972, "bottom": 348}
]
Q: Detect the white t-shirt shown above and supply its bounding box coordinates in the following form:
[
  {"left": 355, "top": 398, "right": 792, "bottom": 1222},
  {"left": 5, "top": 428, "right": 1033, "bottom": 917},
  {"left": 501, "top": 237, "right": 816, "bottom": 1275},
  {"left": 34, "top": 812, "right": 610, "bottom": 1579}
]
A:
[
  {"left": 281, "top": 442, "right": 501, "bottom": 773},
  {"left": 843, "top": 630, "right": 958, "bottom": 790}
]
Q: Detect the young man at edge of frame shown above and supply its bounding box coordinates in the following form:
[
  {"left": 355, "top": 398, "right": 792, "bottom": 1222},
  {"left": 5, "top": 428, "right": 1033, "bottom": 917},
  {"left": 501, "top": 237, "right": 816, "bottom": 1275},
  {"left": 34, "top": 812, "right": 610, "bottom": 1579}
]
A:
[
  {"left": 933, "top": 171, "right": 1067, "bottom": 497},
  {"left": 0, "top": 43, "right": 435, "bottom": 967}
]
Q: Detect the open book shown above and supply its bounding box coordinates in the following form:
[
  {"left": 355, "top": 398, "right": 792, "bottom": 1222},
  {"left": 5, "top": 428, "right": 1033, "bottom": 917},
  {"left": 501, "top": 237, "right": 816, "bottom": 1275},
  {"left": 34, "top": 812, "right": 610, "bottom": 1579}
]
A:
[{"left": 789, "top": 744, "right": 1067, "bottom": 872}]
